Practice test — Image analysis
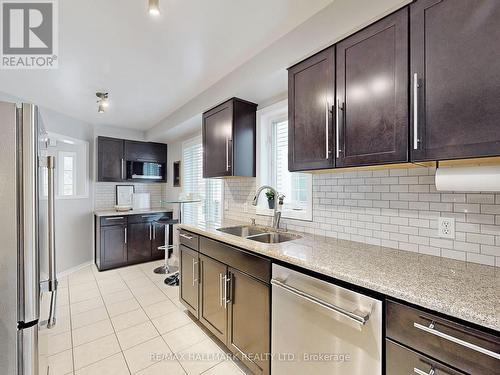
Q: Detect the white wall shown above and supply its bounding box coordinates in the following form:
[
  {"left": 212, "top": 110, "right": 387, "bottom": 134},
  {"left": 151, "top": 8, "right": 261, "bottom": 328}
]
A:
[
  {"left": 39, "top": 108, "right": 95, "bottom": 273},
  {"left": 1, "top": 92, "right": 96, "bottom": 273}
]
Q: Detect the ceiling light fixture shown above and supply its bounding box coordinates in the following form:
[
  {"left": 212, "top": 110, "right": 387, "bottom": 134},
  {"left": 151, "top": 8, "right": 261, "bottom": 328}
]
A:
[
  {"left": 96, "top": 92, "right": 109, "bottom": 114},
  {"left": 148, "top": 0, "right": 160, "bottom": 16}
]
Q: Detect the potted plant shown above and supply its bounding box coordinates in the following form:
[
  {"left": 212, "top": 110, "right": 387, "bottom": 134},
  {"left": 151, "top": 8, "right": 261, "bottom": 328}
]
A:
[{"left": 265, "top": 189, "right": 275, "bottom": 209}]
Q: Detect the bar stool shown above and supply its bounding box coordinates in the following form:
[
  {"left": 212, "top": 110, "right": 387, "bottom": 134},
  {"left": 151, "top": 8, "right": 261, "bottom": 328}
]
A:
[{"left": 152, "top": 218, "right": 179, "bottom": 285}]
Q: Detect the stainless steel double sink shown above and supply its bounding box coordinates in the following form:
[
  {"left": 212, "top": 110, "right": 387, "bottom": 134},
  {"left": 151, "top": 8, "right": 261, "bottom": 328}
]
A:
[{"left": 217, "top": 225, "right": 301, "bottom": 243}]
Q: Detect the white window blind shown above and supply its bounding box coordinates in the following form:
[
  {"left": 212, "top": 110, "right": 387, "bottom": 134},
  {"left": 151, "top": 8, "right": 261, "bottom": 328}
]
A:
[
  {"left": 272, "top": 120, "right": 309, "bottom": 211},
  {"left": 257, "top": 100, "right": 312, "bottom": 221},
  {"left": 182, "top": 136, "right": 223, "bottom": 226},
  {"left": 59, "top": 151, "right": 76, "bottom": 196}
]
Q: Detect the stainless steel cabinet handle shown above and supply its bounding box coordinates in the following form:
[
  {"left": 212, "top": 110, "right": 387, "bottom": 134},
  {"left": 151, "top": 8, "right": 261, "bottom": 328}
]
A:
[
  {"left": 179, "top": 233, "right": 193, "bottom": 240},
  {"left": 106, "top": 216, "right": 124, "bottom": 220},
  {"left": 225, "top": 139, "right": 231, "bottom": 171},
  {"left": 271, "top": 279, "right": 369, "bottom": 325},
  {"left": 192, "top": 260, "right": 198, "bottom": 286},
  {"left": 47, "top": 156, "right": 57, "bottom": 328},
  {"left": 224, "top": 275, "right": 231, "bottom": 307},
  {"left": 219, "top": 273, "right": 223, "bottom": 307},
  {"left": 414, "top": 367, "right": 435, "bottom": 375},
  {"left": 325, "top": 100, "right": 330, "bottom": 159},
  {"left": 153, "top": 225, "right": 156, "bottom": 239},
  {"left": 121, "top": 158, "right": 125, "bottom": 179},
  {"left": 413, "top": 73, "right": 419, "bottom": 150},
  {"left": 335, "top": 99, "right": 342, "bottom": 158},
  {"left": 149, "top": 225, "right": 152, "bottom": 240},
  {"left": 414, "top": 322, "right": 500, "bottom": 360},
  {"left": 124, "top": 227, "right": 127, "bottom": 244}
]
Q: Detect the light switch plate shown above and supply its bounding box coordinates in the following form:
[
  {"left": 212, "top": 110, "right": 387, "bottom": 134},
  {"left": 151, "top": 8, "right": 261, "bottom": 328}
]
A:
[{"left": 438, "top": 217, "right": 455, "bottom": 239}]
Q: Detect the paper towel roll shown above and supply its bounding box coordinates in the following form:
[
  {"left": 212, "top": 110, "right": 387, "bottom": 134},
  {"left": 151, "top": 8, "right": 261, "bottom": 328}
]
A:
[{"left": 435, "top": 166, "right": 500, "bottom": 192}]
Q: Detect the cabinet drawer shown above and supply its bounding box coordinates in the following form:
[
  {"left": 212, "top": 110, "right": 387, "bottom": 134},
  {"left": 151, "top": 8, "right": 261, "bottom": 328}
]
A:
[
  {"left": 200, "top": 237, "right": 271, "bottom": 283},
  {"left": 128, "top": 213, "right": 169, "bottom": 224},
  {"left": 386, "top": 339, "right": 464, "bottom": 375},
  {"left": 386, "top": 300, "right": 500, "bottom": 374},
  {"left": 179, "top": 230, "right": 199, "bottom": 251},
  {"left": 100, "top": 216, "right": 127, "bottom": 226}
]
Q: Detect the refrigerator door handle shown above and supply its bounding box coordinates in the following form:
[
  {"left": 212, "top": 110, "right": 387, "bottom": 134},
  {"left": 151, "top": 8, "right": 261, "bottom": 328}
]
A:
[
  {"left": 19, "top": 104, "right": 40, "bottom": 325},
  {"left": 46, "top": 156, "right": 58, "bottom": 328}
]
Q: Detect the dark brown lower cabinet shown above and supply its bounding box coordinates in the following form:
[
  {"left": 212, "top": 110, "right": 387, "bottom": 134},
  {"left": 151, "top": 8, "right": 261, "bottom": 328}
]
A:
[
  {"left": 179, "top": 245, "right": 199, "bottom": 317},
  {"left": 199, "top": 254, "right": 228, "bottom": 343},
  {"left": 227, "top": 268, "right": 270, "bottom": 375},
  {"left": 127, "top": 222, "right": 152, "bottom": 262},
  {"left": 179, "top": 234, "right": 271, "bottom": 375},
  {"left": 386, "top": 340, "right": 463, "bottom": 375},
  {"left": 95, "top": 212, "right": 172, "bottom": 271},
  {"left": 387, "top": 300, "right": 500, "bottom": 374},
  {"left": 99, "top": 224, "right": 127, "bottom": 269}
]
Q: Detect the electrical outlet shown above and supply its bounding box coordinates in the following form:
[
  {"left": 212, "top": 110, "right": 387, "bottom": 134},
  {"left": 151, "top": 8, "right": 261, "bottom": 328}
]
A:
[
  {"left": 243, "top": 203, "right": 248, "bottom": 213},
  {"left": 438, "top": 217, "right": 455, "bottom": 239},
  {"left": 224, "top": 200, "right": 229, "bottom": 211}
]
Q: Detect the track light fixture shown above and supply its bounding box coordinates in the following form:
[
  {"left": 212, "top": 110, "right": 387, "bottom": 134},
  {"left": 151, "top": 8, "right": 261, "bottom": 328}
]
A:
[
  {"left": 96, "top": 92, "right": 109, "bottom": 114},
  {"left": 148, "top": 0, "right": 160, "bottom": 16}
]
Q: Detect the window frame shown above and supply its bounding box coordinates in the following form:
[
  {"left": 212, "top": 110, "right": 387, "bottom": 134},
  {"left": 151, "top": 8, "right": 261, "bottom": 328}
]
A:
[
  {"left": 181, "top": 135, "right": 224, "bottom": 226},
  {"left": 40, "top": 133, "right": 89, "bottom": 200},
  {"left": 256, "top": 99, "right": 313, "bottom": 221},
  {"left": 58, "top": 150, "right": 77, "bottom": 197}
]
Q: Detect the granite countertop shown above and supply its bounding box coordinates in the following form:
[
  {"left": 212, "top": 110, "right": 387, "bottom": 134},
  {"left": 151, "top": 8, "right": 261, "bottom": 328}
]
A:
[
  {"left": 178, "top": 221, "right": 500, "bottom": 332},
  {"left": 94, "top": 208, "right": 173, "bottom": 217}
]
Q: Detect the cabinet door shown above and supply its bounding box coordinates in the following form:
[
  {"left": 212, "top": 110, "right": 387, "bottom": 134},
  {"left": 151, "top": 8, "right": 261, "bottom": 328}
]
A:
[
  {"left": 151, "top": 222, "right": 167, "bottom": 260},
  {"left": 179, "top": 245, "right": 199, "bottom": 317},
  {"left": 228, "top": 268, "right": 270, "bottom": 375},
  {"left": 127, "top": 223, "right": 152, "bottom": 262},
  {"left": 125, "top": 141, "right": 167, "bottom": 163},
  {"left": 203, "top": 102, "right": 233, "bottom": 178},
  {"left": 100, "top": 225, "right": 127, "bottom": 268},
  {"left": 387, "top": 340, "right": 465, "bottom": 375},
  {"left": 199, "top": 254, "right": 228, "bottom": 343},
  {"left": 288, "top": 47, "right": 335, "bottom": 171},
  {"left": 336, "top": 8, "right": 408, "bottom": 167},
  {"left": 97, "top": 137, "right": 124, "bottom": 182},
  {"left": 411, "top": 0, "right": 500, "bottom": 161}
]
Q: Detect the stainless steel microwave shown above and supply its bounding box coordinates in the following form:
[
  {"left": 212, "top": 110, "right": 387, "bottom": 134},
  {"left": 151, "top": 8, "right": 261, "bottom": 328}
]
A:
[{"left": 126, "top": 160, "right": 165, "bottom": 180}]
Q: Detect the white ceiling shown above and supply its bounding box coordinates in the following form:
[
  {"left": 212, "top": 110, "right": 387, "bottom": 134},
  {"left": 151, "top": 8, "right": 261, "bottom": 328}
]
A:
[{"left": 0, "top": 0, "right": 333, "bottom": 131}]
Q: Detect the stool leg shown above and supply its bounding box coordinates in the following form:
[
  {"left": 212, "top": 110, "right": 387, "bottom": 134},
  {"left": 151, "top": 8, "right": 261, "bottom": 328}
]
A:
[{"left": 153, "top": 224, "right": 169, "bottom": 274}]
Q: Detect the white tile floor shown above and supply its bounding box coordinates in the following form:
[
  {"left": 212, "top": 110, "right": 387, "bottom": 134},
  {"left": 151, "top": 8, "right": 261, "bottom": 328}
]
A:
[{"left": 42, "top": 260, "right": 251, "bottom": 375}]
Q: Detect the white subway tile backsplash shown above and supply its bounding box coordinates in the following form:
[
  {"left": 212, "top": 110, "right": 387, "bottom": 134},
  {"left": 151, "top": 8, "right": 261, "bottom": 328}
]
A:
[
  {"left": 223, "top": 167, "right": 500, "bottom": 267},
  {"left": 94, "top": 183, "right": 166, "bottom": 210}
]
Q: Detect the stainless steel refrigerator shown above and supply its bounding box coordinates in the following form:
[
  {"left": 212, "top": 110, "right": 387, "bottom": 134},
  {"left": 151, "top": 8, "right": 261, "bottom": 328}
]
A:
[{"left": 0, "top": 102, "right": 58, "bottom": 375}]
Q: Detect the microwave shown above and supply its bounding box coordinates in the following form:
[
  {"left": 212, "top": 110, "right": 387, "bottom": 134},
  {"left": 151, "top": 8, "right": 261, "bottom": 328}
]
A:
[{"left": 126, "top": 160, "right": 165, "bottom": 181}]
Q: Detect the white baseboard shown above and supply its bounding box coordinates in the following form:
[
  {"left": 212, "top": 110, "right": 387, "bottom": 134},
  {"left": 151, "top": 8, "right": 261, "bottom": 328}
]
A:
[{"left": 57, "top": 261, "right": 93, "bottom": 278}]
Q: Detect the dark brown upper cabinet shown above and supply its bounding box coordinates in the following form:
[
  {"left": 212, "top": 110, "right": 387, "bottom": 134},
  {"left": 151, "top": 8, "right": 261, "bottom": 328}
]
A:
[
  {"left": 97, "top": 136, "right": 167, "bottom": 182},
  {"left": 336, "top": 8, "right": 409, "bottom": 167},
  {"left": 97, "top": 136, "right": 125, "bottom": 182},
  {"left": 288, "top": 47, "right": 335, "bottom": 171},
  {"left": 202, "top": 98, "right": 257, "bottom": 178},
  {"left": 411, "top": 0, "right": 500, "bottom": 162},
  {"left": 124, "top": 140, "right": 167, "bottom": 163}
]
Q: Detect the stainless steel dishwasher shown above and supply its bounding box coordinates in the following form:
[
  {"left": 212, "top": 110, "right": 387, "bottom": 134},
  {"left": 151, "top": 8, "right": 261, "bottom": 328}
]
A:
[{"left": 271, "top": 264, "right": 382, "bottom": 374}]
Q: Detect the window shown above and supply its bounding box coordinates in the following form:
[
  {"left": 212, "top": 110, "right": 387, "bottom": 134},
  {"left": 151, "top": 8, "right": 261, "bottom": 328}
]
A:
[
  {"left": 59, "top": 151, "right": 76, "bottom": 196},
  {"left": 182, "top": 136, "right": 223, "bottom": 226},
  {"left": 39, "top": 133, "right": 89, "bottom": 199},
  {"left": 257, "top": 100, "right": 312, "bottom": 221}
]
